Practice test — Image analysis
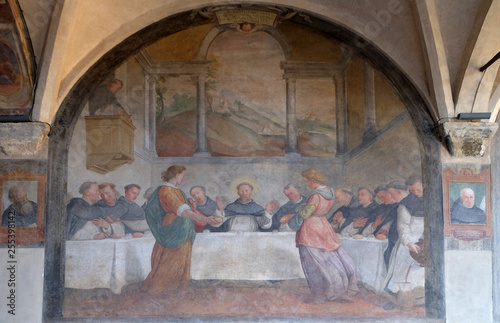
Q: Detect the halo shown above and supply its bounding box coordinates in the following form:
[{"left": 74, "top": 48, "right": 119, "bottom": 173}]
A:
[{"left": 229, "top": 175, "right": 259, "bottom": 198}]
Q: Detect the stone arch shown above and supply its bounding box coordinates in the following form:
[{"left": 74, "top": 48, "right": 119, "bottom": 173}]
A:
[
  {"left": 196, "top": 27, "right": 293, "bottom": 61},
  {"left": 43, "top": 8, "right": 444, "bottom": 320}
]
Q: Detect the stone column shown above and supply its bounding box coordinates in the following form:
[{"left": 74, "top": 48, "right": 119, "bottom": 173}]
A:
[
  {"left": 491, "top": 132, "right": 500, "bottom": 322},
  {"left": 363, "top": 61, "right": 377, "bottom": 141},
  {"left": 194, "top": 73, "right": 210, "bottom": 156},
  {"left": 285, "top": 77, "right": 298, "bottom": 154},
  {"left": 335, "top": 72, "right": 348, "bottom": 155},
  {"left": 144, "top": 73, "right": 157, "bottom": 156}
]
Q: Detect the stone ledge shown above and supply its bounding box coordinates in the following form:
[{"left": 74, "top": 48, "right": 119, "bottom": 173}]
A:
[
  {"left": 0, "top": 122, "right": 50, "bottom": 159},
  {"left": 441, "top": 121, "right": 498, "bottom": 157}
]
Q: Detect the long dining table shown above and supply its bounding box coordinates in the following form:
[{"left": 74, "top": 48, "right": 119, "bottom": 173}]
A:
[{"left": 65, "top": 231, "right": 388, "bottom": 294}]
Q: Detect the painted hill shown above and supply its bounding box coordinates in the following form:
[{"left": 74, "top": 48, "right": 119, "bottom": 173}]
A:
[
  {"left": 156, "top": 89, "right": 336, "bottom": 157},
  {"left": 156, "top": 110, "right": 285, "bottom": 157}
]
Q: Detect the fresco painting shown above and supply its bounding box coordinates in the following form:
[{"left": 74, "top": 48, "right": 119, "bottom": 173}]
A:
[
  {"left": 443, "top": 167, "right": 492, "bottom": 238},
  {"left": 1, "top": 180, "right": 37, "bottom": 227},
  {"left": 0, "top": 170, "right": 45, "bottom": 245},
  {"left": 155, "top": 28, "right": 338, "bottom": 158},
  {"left": 0, "top": 41, "right": 21, "bottom": 95},
  {"left": 296, "top": 79, "right": 336, "bottom": 157},
  {"left": 0, "top": 1, "right": 35, "bottom": 116},
  {"left": 155, "top": 75, "right": 198, "bottom": 156},
  {"left": 62, "top": 7, "right": 428, "bottom": 320},
  {"left": 450, "top": 182, "right": 486, "bottom": 225}
]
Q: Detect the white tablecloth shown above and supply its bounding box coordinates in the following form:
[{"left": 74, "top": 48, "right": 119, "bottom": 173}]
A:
[
  {"left": 191, "top": 231, "right": 304, "bottom": 280},
  {"left": 339, "top": 237, "right": 388, "bottom": 291},
  {"left": 65, "top": 231, "right": 388, "bottom": 294},
  {"left": 65, "top": 232, "right": 155, "bottom": 294}
]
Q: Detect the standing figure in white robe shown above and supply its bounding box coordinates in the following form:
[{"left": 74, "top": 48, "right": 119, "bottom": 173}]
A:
[{"left": 384, "top": 175, "right": 425, "bottom": 307}]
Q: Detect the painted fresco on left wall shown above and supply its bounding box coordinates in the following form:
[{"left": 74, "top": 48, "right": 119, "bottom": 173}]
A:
[{"left": 0, "top": 0, "right": 35, "bottom": 117}]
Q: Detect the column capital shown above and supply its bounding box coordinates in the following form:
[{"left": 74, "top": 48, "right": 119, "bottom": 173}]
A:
[
  {"left": 0, "top": 122, "right": 50, "bottom": 159},
  {"left": 441, "top": 121, "right": 498, "bottom": 157},
  {"left": 145, "top": 73, "right": 160, "bottom": 83}
]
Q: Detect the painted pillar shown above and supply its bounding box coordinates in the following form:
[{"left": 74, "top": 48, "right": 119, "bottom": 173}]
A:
[
  {"left": 492, "top": 132, "right": 500, "bottom": 322},
  {"left": 195, "top": 73, "right": 209, "bottom": 155},
  {"left": 144, "top": 74, "right": 157, "bottom": 156},
  {"left": 363, "top": 61, "right": 377, "bottom": 141},
  {"left": 335, "top": 72, "right": 348, "bottom": 155},
  {"left": 285, "top": 77, "right": 298, "bottom": 154}
]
